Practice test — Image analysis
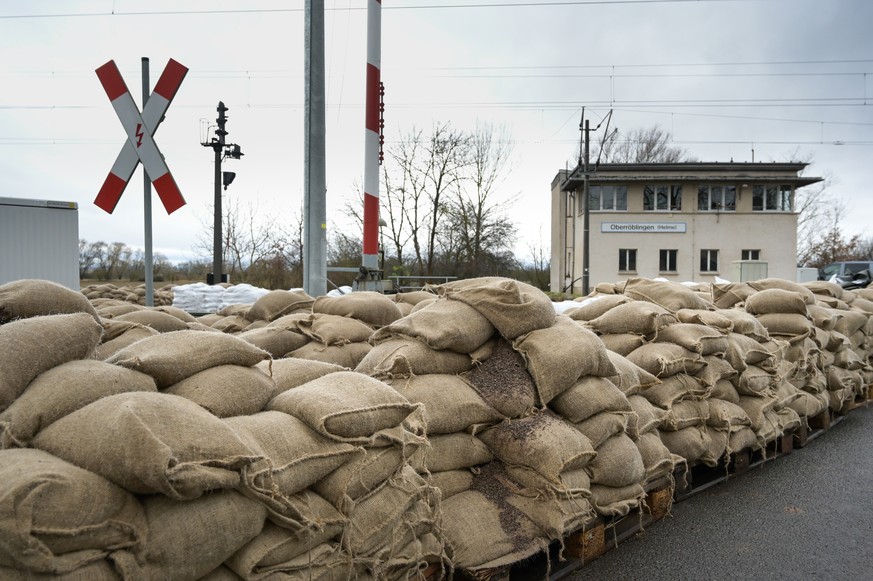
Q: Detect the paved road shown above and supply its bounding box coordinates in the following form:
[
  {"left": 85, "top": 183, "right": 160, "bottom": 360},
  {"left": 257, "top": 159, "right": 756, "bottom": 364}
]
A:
[{"left": 569, "top": 405, "right": 873, "bottom": 580}]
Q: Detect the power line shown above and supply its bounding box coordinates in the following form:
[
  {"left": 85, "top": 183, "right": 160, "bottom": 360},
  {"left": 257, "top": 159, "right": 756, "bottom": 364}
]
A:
[{"left": 0, "top": 0, "right": 758, "bottom": 20}]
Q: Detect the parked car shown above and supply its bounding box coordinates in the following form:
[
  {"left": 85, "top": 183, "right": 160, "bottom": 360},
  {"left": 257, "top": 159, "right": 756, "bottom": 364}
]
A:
[{"left": 818, "top": 261, "right": 873, "bottom": 282}]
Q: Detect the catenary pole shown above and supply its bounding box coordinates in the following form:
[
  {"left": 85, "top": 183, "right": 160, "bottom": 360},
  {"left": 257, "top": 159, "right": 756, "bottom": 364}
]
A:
[
  {"left": 141, "top": 57, "right": 154, "bottom": 306},
  {"left": 304, "top": 0, "right": 327, "bottom": 296}
]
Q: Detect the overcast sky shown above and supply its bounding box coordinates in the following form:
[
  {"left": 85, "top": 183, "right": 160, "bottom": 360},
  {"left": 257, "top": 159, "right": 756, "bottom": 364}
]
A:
[{"left": 1, "top": 0, "right": 871, "bottom": 266}]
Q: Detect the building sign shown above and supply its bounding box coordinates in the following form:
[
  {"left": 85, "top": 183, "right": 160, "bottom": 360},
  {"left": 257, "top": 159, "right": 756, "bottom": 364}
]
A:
[{"left": 601, "top": 222, "right": 687, "bottom": 233}]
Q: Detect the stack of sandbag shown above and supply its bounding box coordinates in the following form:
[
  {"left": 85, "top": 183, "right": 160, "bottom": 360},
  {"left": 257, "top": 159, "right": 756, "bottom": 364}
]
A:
[
  {"left": 81, "top": 282, "right": 175, "bottom": 306},
  {"left": 391, "top": 289, "right": 439, "bottom": 317}
]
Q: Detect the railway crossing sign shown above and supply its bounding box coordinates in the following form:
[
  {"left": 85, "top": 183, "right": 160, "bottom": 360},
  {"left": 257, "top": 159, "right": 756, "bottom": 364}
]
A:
[{"left": 94, "top": 58, "right": 188, "bottom": 214}]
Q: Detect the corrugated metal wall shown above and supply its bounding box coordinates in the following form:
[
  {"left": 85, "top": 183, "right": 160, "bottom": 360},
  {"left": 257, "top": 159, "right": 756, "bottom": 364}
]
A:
[{"left": 0, "top": 202, "right": 80, "bottom": 290}]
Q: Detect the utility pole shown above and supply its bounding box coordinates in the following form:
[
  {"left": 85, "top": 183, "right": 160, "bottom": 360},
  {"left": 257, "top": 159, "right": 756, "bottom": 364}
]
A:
[
  {"left": 202, "top": 101, "right": 243, "bottom": 285},
  {"left": 582, "top": 118, "right": 591, "bottom": 296},
  {"left": 304, "top": 0, "right": 327, "bottom": 297},
  {"left": 141, "top": 57, "right": 154, "bottom": 306}
]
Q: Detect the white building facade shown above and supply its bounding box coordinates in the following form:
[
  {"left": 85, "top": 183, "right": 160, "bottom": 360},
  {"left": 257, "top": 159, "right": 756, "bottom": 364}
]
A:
[{"left": 550, "top": 162, "right": 823, "bottom": 294}]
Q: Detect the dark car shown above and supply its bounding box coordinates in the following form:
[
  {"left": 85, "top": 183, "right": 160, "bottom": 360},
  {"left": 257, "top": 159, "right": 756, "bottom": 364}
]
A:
[{"left": 818, "top": 261, "right": 873, "bottom": 282}]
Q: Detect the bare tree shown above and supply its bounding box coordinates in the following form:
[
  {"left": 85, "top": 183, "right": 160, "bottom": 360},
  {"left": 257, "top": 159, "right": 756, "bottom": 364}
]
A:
[{"left": 593, "top": 125, "right": 695, "bottom": 163}]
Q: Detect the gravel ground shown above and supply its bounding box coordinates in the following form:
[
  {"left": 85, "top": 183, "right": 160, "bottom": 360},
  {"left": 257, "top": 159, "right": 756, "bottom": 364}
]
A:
[{"left": 568, "top": 405, "right": 873, "bottom": 580}]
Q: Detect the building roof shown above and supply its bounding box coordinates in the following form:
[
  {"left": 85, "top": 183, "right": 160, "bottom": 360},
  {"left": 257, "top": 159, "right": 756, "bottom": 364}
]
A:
[{"left": 557, "top": 161, "right": 823, "bottom": 192}]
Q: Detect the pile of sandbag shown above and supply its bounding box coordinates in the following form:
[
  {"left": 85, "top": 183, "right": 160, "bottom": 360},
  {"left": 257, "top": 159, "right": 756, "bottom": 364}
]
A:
[
  {"left": 82, "top": 282, "right": 175, "bottom": 306},
  {"left": 0, "top": 279, "right": 448, "bottom": 580}
]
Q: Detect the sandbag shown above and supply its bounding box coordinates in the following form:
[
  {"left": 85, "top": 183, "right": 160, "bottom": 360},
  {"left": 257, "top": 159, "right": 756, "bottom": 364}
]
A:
[
  {"left": 634, "top": 432, "right": 676, "bottom": 481},
  {"left": 597, "top": 332, "right": 648, "bottom": 356},
  {"left": 267, "top": 371, "right": 419, "bottom": 444},
  {"left": 675, "top": 308, "right": 734, "bottom": 333},
  {"left": 439, "top": 277, "right": 556, "bottom": 340},
  {"left": 589, "top": 482, "right": 645, "bottom": 518},
  {"left": 312, "top": 292, "right": 402, "bottom": 328},
  {"left": 289, "top": 341, "right": 372, "bottom": 369},
  {"left": 164, "top": 365, "right": 276, "bottom": 418},
  {"left": 427, "top": 469, "right": 475, "bottom": 500},
  {"left": 585, "top": 433, "right": 646, "bottom": 488},
  {"left": 639, "top": 373, "right": 709, "bottom": 408},
  {"left": 0, "top": 360, "right": 157, "bottom": 449},
  {"left": 384, "top": 374, "right": 503, "bottom": 434},
  {"left": 371, "top": 297, "right": 495, "bottom": 353},
  {"left": 659, "top": 426, "right": 708, "bottom": 463},
  {"left": 573, "top": 411, "right": 629, "bottom": 449},
  {"left": 462, "top": 339, "right": 538, "bottom": 418},
  {"left": 313, "top": 445, "right": 406, "bottom": 508},
  {"left": 237, "top": 327, "right": 309, "bottom": 358},
  {"left": 586, "top": 301, "right": 678, "bottom": 336},
  {"left": 0, "top": 313, "right": 103, "bottom": 413},
  {"left": 0, "top": 449, "right": 146, "bottom": 574},
  {"left": 626, "top": 343, "right": 706, "bottom": 378},
  {"left": 706, "top": 398, "right": 752, "bottom": 429},
  {"left": 653, "top": 323, "right": 729, "bottom": 356},
  {"left": 245, "top": 290, "right": 315, "bottom": 322},
  {"left": 606, "top": 350, "right": 660, "bottom": 395},
  {"left": 660, "top": 400, "right": 709, "bottom": 431},
  {"left": 257, "top": 358, "right": 346, "bottom": 399},
  {"left": 113, "top": 309, "right": 190, "bottom": 333},
  {"left": 0, "top": 279, "right": 99, "bottom": 324},
  {"left": 32, "top": 392, "right": 260, "bottom": 500},
  {"left": 513, "top": 315, "right": 616, "bottom": 405},
  {"left": 564, "top": 294, "right": 632, "bottom": 321},
  {"left": 619, "top": 277, "right": 713, "bottom": 312},
  {"left": 410, "top": 432, "right": 493, "bottom": 473},
  {"left": 627, "top": 395, "right": 667, "bottom": 436},
  {"left": 479, "top": 412, "right": 596, "bottom": 481},
  {"left": 93, "top": 324, "right": 160, "bottom": 360},
  {"left": 744, "top": 288, "right": 810, "bottom": 316},
  {"left": 716, "top": 309, "right": 770, "bottom": 341},
  {"left": 227, "top": 522, "right": 344, "bottom": 580},
  {"left": 549, "top": 376, "right": 632, "bottom": 424},
  {"left": 296, "top": 313, "right": 375, "bottom": 346},
  {"left": 105, "top": 330, "right": 271, "bottom": 389},
  {"left": 355, "top": 337, "right": 472, "bottom": 378}
]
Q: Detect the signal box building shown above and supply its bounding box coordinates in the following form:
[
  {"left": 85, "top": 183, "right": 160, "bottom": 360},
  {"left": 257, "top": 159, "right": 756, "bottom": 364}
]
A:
[{"left": 550, "top": 162, "right": 823, "bottom": 294}]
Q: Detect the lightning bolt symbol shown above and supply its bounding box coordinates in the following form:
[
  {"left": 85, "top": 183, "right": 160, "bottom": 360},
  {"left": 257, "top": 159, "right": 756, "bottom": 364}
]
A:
[{"left": 135, "top": 123, "right": 144, "bottom": 148}]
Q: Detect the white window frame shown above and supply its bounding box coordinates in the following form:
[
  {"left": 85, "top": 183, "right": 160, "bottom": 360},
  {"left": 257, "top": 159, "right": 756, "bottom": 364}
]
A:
[
  {"left": 619, "top": 248, "right": 637, "bottom": 272},
  {"left": 700, "top": 249, "right": 719, "bottom": 273},
  {"left": 742, "top": 249, "right": 760, "bottom": 260},
  {"left": 698, "top": 185, "right": 736, "bottom": 211},
  {"left": 753, "top": 184, "right": 794, "bottom": 212},
  {"left": 659, "top": 249, "right": 678, "bottom": 272},
  {"left": 586, "top": 185, "right": 628, "bottom": 212},
  {"left": 644, "top": 185, "right": 682, "bottom": 212}
]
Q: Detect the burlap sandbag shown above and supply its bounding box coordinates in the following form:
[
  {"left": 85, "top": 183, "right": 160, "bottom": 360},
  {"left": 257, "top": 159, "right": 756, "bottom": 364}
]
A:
[
  {"left": 313, "top": 445, "right": 405, "bottom": 509},
  {"left": 0, "top": 279, "right": 99, "bottom": 324},
  {"left": 0, "top": 561, "right": 122, "bottom": 580},
  {"left": 296, "top": 313, "right": 375, "bottom": 346},
  {"left": 410, "top": 432, "right": 493, "bottom": 473},
  {"left": 716, "top": 309, "right": 770, "bottom": 341},
  {"left": 675, "top": 308, "right": 734, "bottom": 333},
  {"left": 346, "top": 466, "right": 437, "bottom": 557},
  {"left": 744, "top": 288, "right": 810, "bottom": 316},
  {"left": 257, "top": 358, "right": 346, "bottom": 401},
  {"left": 164, "top": 365, "right": 277, "bottom": 418},
  {"left": 549, "top": 376, "right": 632, "bottom": 424},
  {"left": 639, "top": 373, "right": 709, "bottom": 408},
  {"left": 96, "top": 303, "right": 143, "bottom": 318},
  {"left": 736, "top": 395, "right": 778, "bottom": 431},
  {"left": 32, "top": 392, "right": 260, "bottom": 499},
  {"left": 0, "top": 360, "right": 157, "bottom": 449},
  {"left": 393, "top": 290, "right": 439, "bottom": 306},
  {"left": 700, "top": 429, "right": 728, "bottom": 467},
  {"left": 428, "top": 469, "right": 475, "bottom": 500},
  {"left": 210, "top": 314, "right": 250, "bottom": 334},
  {"left": 111, "top": 490, "right": 267, "bottom": 581},
  {"left": 237, "top": 327, "right": 309, "bottom": 358},
  {"left": 803, "top": 280, "right": 844, "bottom": 299},
  {"left": 734, "top": 364, "right": 777, "bottom": 396},
  {"left": 660, "top": 400, "right": 710, "bottom": 431},
  {"left": 289, "top": 341, "right": 372, "bottom": 369},
  {"left": 245, "top": 289, "right": 315, "bottom": 323},
  {"left": 627, "top": 395, "right": 667, "bottom": 436},
  {"left": 441, "top": 470, "right": 559, "bottom": 570},
  {"left": 619, "top": 277, "right": 713, "bottom": 312},
  {"left": 227, "top": 523, "right": 344, "bottom": 580},
  {"left": 225, "top": 411, "right": 359, "bottom": 504},
  {"left": 787, "top": 390, "right": 828, "bottom": 418},
  {"left": 479, "top": 412, "right": 596, "bottom": 481},
  {"left": 586, "top": 301, "right": 678, "bottom": 336},
  {"left": 0, "top": 313, "right": 103, "bottom": 413},
  {"left": 462, "top": 338, "right": 537, "bottom": 418},
  {"left": 834, "top": 308, "right": 869, "bottom": 337},
  {"left": 659, "top": 426, "right": 708, "bottom": 463},
  {"left": 383, "top": 374, "right": 503, "bottom": 434},
  {"left": 312, "top": 292, "right": 402, "bottom": 328},
  {"left": 626, "top": 343, "right": 706, "bottom": 378},
  {"left": 723, "top": 333, "right": 773, "bottom": 372},
  {"left": 755, "top": 313, "right": 812, "bottom": 338},
  {"left": 634, "top": 431, "right": 676, "bottom": 481},
  {"left": 439, "top": 277, "right": 556, "bottom": 340},
  {"left": 574, "top": 410, "right": 630, "bottom": 449},
  {"left": 748, "top": 278, "right": 816, "bottom": 305},
  {"left": 706, "top": 399, "right": 752, "bottom": 429},
  {"left": 598, "top": 332, "right": 648, "bottom": 356},
  {"left": 0, "top": 449, "right": 146, "bottom": 574},
  {"left": 513, "top": 315, "right": 617, "bottom": 405},
  {"left": 589, "top": 482, "right": 645, "bottom": 517},
  {"left": 653, "top": 323, "right": 730, "bottom": 356},
  {"left": 355, "top": 337, "right": 472, "bottom": 378},
  {"left": 94, "top": 323, "right": 161, "bottom": 360},
  {"left": 712, "top": 281, "right": 756, "bottom": 309},
  {"left": 606, "top": 350, "right": 661, "bottom": 395},
  {"left": 564, "top": 294, "right": 632, "bottom": 322},
  {"left": 113, "top": 309, "right": 190, "bottom": 333},
  {"left": 585, "top": 433, "right": 646, "bottom": 488},
  {"left": 105, "top": 330, "right": 271, "bottom": 389},
  {"left": 256, "top": 490, "right": 346, "bottom": 545},
  {"left": 371, "top": 297, "right": 495, "bottom": 354},
  {"left": 267, "top": 371, "right": 418, "bottom": 444}
]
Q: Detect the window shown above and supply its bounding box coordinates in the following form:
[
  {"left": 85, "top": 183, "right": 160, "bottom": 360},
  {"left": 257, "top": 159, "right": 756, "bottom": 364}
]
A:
[
  {"left": 644, "top": 185, "right": 682, "bottom": 211},
  {"left": 701, "top": 249, "right": 719, "bottom": 272},
  {"left": 742, "top": 249, "right": 760, "bottom": 260},
  {"left": 659, "top": 249, "right": 678, "bottom": 272},
  {"left": 619, "top": 249, "right": 637, "bottom": 272},
  {"left": 753, "top": 185, "right": 793, "bottom": 211},
  {"left": 586, "top": 185, "right": 628, "bottom": 212},
  {"left": 698, "top": 185, "right": 736, "bottom": 211}
]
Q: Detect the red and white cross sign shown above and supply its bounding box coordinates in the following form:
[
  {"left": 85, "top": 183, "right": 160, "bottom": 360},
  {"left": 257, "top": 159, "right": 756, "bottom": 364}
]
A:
[{"left": 94, "top": 59, "right": 188, "bottom": 214}]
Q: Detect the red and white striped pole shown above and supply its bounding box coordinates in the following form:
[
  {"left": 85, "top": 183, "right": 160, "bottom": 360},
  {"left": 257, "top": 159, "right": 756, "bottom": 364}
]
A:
[{"left": 362, "top": 0, "right": 381, "bottom": 271}]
